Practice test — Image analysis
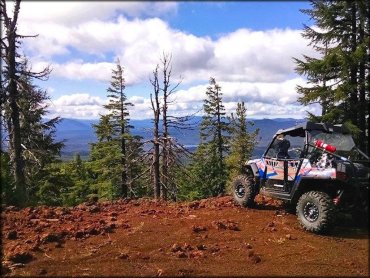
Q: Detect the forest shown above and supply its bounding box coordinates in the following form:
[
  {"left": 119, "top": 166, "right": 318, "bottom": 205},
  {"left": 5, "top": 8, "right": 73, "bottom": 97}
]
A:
[{"left": 1, "top": 0, "right": 369, "bottom": 208}]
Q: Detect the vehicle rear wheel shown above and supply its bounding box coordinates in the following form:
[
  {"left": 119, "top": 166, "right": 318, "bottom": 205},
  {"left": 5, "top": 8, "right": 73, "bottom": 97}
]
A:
[
  {"left": 296, "top": 191, "right": 335, "bottom": 234},
  {"left": 232, "top": 175, "right": 256, "bottom": 208}
]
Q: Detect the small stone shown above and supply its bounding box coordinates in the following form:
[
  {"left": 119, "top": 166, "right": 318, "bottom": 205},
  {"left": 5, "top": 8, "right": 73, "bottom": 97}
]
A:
[
  {"left": 88, "top": 205, "right": 100, "bottom": 213},
  {"left": 183, "top": 243, "right": 193, "bottom": 251},
  {"left": 196, "top": 244, "right": 207, "bottom": 250},
  {"left": 118, "top": 252, "right": 129, "bottom": 260},
  {"left": 285, "top": 234, "right": 297, "bottom": 240},
  {"left": 8, "top": 252, "right": 34, "bottom": 264},
  {"left": 176, "top": 251, "right": 187, "bottom": 258},
  {"left": 7, "top": 230, "right": 18, "bottom": 240},
  {"left": 245, "top": 243, "right": 253, "bottom": 249},
  {"left": 246, "top": 249, "right": 254, "bottom": 257},
  {"left": 192, "top": 225, "right": 207, "bottom": 233},
  {"left": 250, "top": 254, "right": 261, "bottom": 264},
  {"left": 171, "top": 243, "right": 182, "bottom": 252}
]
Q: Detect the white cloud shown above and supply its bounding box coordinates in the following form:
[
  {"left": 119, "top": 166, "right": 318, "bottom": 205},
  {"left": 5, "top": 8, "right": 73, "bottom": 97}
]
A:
[
  {"left": 47, "top": 94, "right": 107, "bottom": 119},
  {"left": 46, "top": 77, "right": 318, "bottom": 120},
  {"left": 12, "top": 2, "right": 319, "bottom": 119},
  {"left": 52, "top": 61, "right": 115, "bottom": 82},
  {"left": 18, "top": 9, "right": 315, "bottom": 85}
]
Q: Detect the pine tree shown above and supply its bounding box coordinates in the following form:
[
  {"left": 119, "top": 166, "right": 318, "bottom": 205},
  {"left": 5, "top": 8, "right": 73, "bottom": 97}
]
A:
[
  {"left": 294, "top": 1, "right": 369, "bottom": 153},
  {"left": 102, "top": 59, "right": 133, "bottom": 197},
  {"left": 89, "top": 60, "right": 144, "bottom": 199},
  {"left": 182, "top": 77, "right": 230, "bottom": 198},
  {"left": 226, "top": 102, "right": 259, "bottom": 183}
]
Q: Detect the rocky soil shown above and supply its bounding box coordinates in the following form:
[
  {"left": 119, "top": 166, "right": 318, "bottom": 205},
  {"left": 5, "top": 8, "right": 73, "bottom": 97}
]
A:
[{"left": 1, "top": 195, "right": 368, "bottom": 277}]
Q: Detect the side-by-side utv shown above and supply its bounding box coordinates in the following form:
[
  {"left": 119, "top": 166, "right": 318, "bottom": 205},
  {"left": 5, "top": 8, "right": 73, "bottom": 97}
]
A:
[{"left": 232, "top": 122, "right": 369, "bottom": 234}]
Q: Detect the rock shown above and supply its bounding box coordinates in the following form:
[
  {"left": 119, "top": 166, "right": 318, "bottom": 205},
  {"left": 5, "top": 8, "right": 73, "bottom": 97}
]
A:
[
  {"left": 246, "top": 249, "right": 254, "bottom": 257},
  {"left": 192, "top": 225, "right": 208, "bottom": 233},
  {"left": 88, "top": 205, "right": 100, "bottom": 213},
  {"left": 171, "top": 243, "right": 182, "bottom": 252},
  {"left": 74, "top": 230, "right": 85, "bottom": 239},
  {"left": 267, "top": 222, "right": 275, "bottom": 227},
  {"left": 189, "top": 250, "right": 204, "bottom": 258},
  {"left": 117, "top": 252, "right": 129, "bottom": 260},
  {"left": 8, "top": 251, "right": 34, "bottom": 264},
  {"left": 250, "top": 254, "right": 261, "bottom": 264},
  {"left": 196, "top": 244, "right": 207, "bottom": 250},
  {"left": 244, "top": 243, "right": 253, "bottom": 249},
  {"left": 110, "top": 212, "right": 118, "bottom": 217},
  {"left": 41, "top": 232, "right": 62, "bottom": 243},
  {"left": 7, "top": 230, "right": 18, "bottom": 240},
  {"left": 212, "top": 220, "right": 240, "bottom": 231},
  {"left": 285, "top": 234, "right": 297, "bottom": 240},
  {"left": 176, "top": 251, "right": 187, "bottom": 258},
  {"left": 111, "top": 217, "right": 117, "bottom": 222},
  {"left": 209, "top": 246, "right": 220, "bottom": 253},
  {"left": 183, "top": 243, "right": 193, "bottom": 251}
]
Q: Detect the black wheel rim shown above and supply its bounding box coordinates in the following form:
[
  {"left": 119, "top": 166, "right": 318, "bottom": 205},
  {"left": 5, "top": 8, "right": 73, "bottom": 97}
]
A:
[
  {"left": 235, "top": 183, "right": 245, "bottom": 198},
  {"left": 303, "top": 202, "right": 319, "bottom": 222}
]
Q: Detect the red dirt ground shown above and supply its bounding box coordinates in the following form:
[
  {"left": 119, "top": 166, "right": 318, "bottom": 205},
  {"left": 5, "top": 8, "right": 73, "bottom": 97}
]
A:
[{"left": 1, "top": 195, "right": 368, "bottom": 277}]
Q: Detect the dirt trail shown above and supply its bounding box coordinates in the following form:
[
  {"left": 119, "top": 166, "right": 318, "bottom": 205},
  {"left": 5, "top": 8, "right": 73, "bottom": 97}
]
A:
[{"left": 1, "top": 195, "right": 368, "bottom": 277}]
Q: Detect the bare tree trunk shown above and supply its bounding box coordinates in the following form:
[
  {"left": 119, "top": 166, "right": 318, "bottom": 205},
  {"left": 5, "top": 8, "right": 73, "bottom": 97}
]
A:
[
  {"left": 150, "top": 66, "right": 161, "bottom": 199},
  {"left": 161, "top": 95, "right": 168, "bottom": 200}
]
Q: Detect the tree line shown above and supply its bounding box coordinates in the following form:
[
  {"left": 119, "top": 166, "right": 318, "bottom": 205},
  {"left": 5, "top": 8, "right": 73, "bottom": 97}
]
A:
[{"left": 1, "top": 0, "right": 369, "bottom": 207}]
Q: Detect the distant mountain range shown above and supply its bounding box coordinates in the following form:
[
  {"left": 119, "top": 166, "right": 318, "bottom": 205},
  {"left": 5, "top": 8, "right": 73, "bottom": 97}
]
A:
[{"left": 55, "top": 117, "right": 306, "bottom": 160}]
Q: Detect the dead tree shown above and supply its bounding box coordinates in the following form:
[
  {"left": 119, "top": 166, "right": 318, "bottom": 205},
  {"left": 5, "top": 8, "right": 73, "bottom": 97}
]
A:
[{"left": 150, "top": 65, "right": 161, "bottom": 199}]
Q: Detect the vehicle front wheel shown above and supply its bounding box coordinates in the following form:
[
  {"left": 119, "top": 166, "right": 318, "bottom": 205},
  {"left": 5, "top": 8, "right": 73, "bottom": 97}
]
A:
[
  {"left": 232, "top": 175, "right": 256, "bottom": 208},
  {"left": 296, "top": 191, "right": 335, "bottom": 234}
]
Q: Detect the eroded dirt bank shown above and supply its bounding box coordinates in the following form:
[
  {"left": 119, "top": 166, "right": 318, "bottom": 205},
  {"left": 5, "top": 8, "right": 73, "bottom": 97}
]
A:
[{"left": 1, "top": 196, "right": 368, "bottom": 277}]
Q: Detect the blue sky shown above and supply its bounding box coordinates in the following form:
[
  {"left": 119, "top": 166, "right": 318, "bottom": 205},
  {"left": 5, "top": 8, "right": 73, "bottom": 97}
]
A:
[{"left": 15, "top": 1, "right": 319, "bottom": 119}]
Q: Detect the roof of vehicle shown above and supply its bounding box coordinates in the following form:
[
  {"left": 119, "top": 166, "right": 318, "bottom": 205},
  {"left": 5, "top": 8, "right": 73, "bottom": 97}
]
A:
[{"left": 275, "top": 121, "right": 350, "bottom": 137}]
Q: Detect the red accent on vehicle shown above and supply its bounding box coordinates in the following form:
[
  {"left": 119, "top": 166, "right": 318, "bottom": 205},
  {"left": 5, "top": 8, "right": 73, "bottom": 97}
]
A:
[
  {"left": 315, "top": 140, "right": 336, "bottom": 153},
  {"left": 333, "top": 196, "right": 340, "bottom": 205}
]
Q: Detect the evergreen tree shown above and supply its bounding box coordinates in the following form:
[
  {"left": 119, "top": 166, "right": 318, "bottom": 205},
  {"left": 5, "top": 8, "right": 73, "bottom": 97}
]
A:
[
  {"left": 180, "top": 77, "right": 230, "bottom": 199},
  {"left": 226, "top": 102, "right": 259, "bottom": 184},
  {"left": 89, "top": 60, "right": 145, "bottom": 199},
  {"left": 102, "top": 59, "right": 133, "bottom": 197},
  {"left": 1, "top": 0, "right": 61, "bottom": 206},
  {"left": 294, "top": 1, "right": 369, "bottom": 153}
]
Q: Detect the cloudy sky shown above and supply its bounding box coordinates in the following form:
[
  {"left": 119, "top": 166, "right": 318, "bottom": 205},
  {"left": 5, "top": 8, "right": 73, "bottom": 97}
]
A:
[{"left": 14, "top": 1, "right": 320, "bottom": 120}]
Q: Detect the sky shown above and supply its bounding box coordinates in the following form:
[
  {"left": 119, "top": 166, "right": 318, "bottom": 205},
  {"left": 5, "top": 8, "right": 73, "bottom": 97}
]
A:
[{"left": 12, "top": 1, "right": 321, "bottom": 120}]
